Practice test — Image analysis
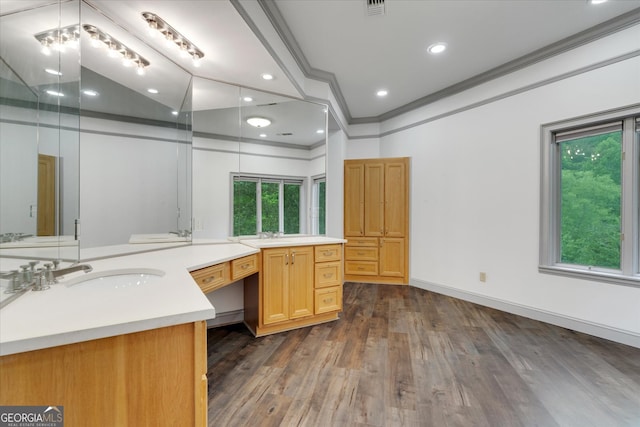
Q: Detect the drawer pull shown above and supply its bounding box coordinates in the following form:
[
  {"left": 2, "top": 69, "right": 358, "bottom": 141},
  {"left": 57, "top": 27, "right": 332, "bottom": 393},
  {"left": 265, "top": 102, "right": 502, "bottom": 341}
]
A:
[
  {"left": 323, "top": 251, "right": 333, "bottom": 256},
  {"left": 323, "top": 273, "right": 333, "bottom": 278},
  {"left": 357, "top": 252, "right": 365, "bottom": 255},
  {"left": 241, "top": 263, "right": 250, "bottom": 270},
  {"left": 357, "top": 267, "right": 365, "bottom": 270},
  {"left": 203, "top": 275, "right": 217, "bottom": 283},
  {"left": 323, "top": 298, "right": 333, "bottom": 304}
]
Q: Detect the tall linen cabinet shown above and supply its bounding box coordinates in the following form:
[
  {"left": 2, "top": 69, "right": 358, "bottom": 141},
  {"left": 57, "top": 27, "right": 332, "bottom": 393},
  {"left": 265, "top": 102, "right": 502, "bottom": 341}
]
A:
[{"left": 344, "top": 157, "right": 410, "bottom": 284}]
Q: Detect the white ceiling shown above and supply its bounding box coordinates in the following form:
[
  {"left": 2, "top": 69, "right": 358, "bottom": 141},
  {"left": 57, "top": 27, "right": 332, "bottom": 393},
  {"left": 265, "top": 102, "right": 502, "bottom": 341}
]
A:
[
  {"left": 2, "top": 0, "right": 639, "bottom": 126},
  {"left": 270, "top": 0, "right": 640, "bottom": 122}
]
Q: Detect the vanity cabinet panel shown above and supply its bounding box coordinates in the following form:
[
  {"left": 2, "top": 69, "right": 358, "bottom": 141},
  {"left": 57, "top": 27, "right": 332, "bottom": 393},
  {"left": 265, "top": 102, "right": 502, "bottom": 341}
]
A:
[
  {"left": 262, "top": 246, "right": 314, "bottom": 325},
  {"left": 231, "top": 254, "right": 259, "bottom": 281},
  {"left": 315, "top": 286, "right": 342, "bottom": 314},
  {"left": 0, "top": 321, "right": 208, "bottom": 426},
  {"left": 315, "top": 261, "right": 342, "bottom": 288},
  {"left": 190, "top": 262, "right": 230, "bottom": 293},
  {"left": 314, "top": 244, "right": 342, "bottom": 262},
  {"left": 344, "top": 157, "right": 409, "bottom": 284},
  {"left": 244, "top": 243, "right": 344, "bottom": 337}
]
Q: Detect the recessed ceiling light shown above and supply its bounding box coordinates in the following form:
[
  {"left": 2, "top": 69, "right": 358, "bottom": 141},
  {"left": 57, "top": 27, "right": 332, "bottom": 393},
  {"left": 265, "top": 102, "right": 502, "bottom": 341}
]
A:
[
  {"left": 147, "top": 88, "right": 159, "bottom": 94},
  {"left": 261, "top": 73, "right": 274, "bottom": 81},
  {"left": 589, "top": 0, "right": 607, "bottom": 4},
  {"left": 427, "top": 42, "right": 447, "bottom": 54},
  {"left": 243, "top": 96, "right": 253, "bottom": 102},
  {"left": 83, "top": 89, "right": 99, "bottom": 96},
  {"left": 259, "top": 133, "right": 267, "bottom": 138},
  {"left": 376, "top": 90, "right": 388, "bottom": 97},
  {"left": 46, "top": 90, "right": 64, "bottom": 97},
  {"left": 172, "top": 111, "right": 179, "bottom": 116},
  {"left": 316, "top": 129, "right": 325, "bottom": 134},
  {"left": 44, "top": 68, "right": 62, "bottom": 76},
  {"left": 247, "top": 117, "right": 271, "bottom": 128}
]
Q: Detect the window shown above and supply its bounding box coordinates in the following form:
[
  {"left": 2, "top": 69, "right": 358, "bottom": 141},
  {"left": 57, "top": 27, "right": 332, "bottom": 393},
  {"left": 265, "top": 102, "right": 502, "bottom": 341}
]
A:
[
  {"left": 311, "top": 176, "right": 326, "bottom": 235},
  {"left": 540, "top": 106, "right": 640, "bottom": 286},
  {"left": 232, "top": 175, "right": 304, "bottom": 236}
]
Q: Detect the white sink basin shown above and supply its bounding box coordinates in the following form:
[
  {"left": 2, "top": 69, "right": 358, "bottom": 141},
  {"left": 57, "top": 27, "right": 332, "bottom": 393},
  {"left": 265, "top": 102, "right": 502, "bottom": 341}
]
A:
[{"left": 64, "top": 268, "right": 165, "bottom": 289}]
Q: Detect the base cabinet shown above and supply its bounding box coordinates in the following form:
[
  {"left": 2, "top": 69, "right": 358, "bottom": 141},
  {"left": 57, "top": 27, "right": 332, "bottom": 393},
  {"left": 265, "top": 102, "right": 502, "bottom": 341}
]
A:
[
  {"left": 244, "top": 244, "right": 343, "bottom": 337},
  {"left": 0, "top": 322, "right": 208, "bottom": 426}
]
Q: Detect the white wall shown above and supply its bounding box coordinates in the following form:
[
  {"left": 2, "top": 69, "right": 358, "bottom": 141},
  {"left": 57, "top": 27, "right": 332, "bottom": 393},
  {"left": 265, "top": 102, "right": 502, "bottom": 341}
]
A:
[{"left": 370, "top": 25, "right": 640, "bottom": 346}]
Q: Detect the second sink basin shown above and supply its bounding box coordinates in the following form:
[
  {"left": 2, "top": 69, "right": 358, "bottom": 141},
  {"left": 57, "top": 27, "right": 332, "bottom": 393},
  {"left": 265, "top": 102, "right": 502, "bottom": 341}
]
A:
[{"left": 64, "top": 268, "right": 165, "bottom": 289}]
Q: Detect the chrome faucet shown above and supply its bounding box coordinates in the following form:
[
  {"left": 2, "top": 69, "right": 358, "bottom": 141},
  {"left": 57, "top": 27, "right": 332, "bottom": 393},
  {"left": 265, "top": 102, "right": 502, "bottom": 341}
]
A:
[{"left": 52, "top": 263, "right": 93, "bottom": 279}]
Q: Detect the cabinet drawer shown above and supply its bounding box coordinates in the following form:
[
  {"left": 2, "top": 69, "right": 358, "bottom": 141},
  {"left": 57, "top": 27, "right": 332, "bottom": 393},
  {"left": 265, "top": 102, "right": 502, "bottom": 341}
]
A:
[
  {"left": 345, "top": 246, "right": 378, "bottom": 261},
  {"left": 190, "top": 262, "right": 230, "bottom": 293},
  {"left": 346, "top": 237, "right": 378, "bottom": 247},
  {"left": 314, "top": 244, "right": 342, "bottom": 262},
  {"left": 315, "top": 286, "right": 342, "bottom": 314},
  {"left": 345, "top": 261, "right": 378, "bottom": 276},
  {"left": 315, "top": 261, "right": 342, "bottom": 288},
  {"left": 231, "top": 254, "right": 259, "bottom": 281}
]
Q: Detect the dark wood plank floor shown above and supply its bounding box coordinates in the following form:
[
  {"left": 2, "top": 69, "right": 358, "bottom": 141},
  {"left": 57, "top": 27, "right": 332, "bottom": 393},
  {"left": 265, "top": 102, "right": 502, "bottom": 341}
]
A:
[{"left": 206, "top": 282, "right": 640, "bottom": 427}]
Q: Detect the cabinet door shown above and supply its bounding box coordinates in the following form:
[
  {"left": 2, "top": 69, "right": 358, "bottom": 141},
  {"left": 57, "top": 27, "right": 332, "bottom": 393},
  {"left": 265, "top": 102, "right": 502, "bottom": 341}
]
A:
[
  {"left": 289, "top": 246, "right": 314, "bottom": 319},
  {"left": 379, "top": 238, "right": 405, "bottom": 277},
  {"left": 344, "top": 162, "right": 365, "bottom": 236},
  {"left": 262, "top": 248, "right": 289, "bottom": 325},
  {"left": 384, "top": 159, "right": 407, "bottom": 238},
  {"left": 364, "top": 162, "right": 385, "bottom": 237}
]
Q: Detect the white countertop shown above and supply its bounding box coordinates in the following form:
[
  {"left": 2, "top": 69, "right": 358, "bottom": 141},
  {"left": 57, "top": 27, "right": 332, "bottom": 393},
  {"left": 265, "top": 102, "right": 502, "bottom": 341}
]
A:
[
  {"left": 239, "top": 235, "right": 346, "bottom": 248},
  {"left": 0, "top": 243, "right": 258, "bottom": 356}
]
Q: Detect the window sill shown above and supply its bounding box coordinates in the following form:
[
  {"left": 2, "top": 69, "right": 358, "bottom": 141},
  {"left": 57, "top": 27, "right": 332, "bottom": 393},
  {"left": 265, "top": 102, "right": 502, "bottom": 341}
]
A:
[{"left": 539, "top": 265, "right": 640, "bottom": 288}]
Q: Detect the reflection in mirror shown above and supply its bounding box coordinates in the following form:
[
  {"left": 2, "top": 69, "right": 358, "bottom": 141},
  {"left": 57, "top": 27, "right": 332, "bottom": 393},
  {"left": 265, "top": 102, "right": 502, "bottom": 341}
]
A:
[
  {"left": 0, "top": 0, "right": 81, "bottom": 262},
  {"left": 191, "top": 77, "right": 327, "bottom": 239},
  {"left": 77, "top": 2, "right": 193, "bottom": 257}
]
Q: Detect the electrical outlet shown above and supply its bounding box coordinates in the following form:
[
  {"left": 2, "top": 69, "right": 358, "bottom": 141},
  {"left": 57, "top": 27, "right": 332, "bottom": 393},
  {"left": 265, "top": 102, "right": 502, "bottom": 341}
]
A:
[{"left": 479, "top": 272, "right": 487, "bottom": 282}]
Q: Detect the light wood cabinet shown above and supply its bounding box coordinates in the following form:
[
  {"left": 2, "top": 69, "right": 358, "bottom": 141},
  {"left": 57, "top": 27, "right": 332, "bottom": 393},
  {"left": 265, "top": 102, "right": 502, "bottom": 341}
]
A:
[
  {"left": 190, "top": 253, "right": 259, "bottom": 294},
  {"left": 244, "top": 244, "right": 343, "bottom": 337},
  {"left": 262, "top": 246, "right": 314, "bottom": 324},
  {"left": 344, "top": 157, "right": 409, "bottom": 284},
  {"left": 0, "top": 322, "right": 208, "bottom": 426}
]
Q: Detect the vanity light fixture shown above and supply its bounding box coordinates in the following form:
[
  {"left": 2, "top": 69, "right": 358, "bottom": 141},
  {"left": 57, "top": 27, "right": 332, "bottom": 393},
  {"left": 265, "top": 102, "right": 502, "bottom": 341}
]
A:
[
  {"left": 34, "top": 24, "right": 80, "bottom": 55},
  {"left": 82, "top": 24, "right": 150, "bottom": 76},
  {"left": 247, "top": 117, "right": 271, "bottom": 128},
  {"left": 141, "top": 12, "right": 204, "bottom": 67}
]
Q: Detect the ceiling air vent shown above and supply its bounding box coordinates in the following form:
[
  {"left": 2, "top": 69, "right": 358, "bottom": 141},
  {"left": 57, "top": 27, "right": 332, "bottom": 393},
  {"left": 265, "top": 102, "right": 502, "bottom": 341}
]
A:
[{"left": 366, "top": 0, "right": 385, "bottom": 16}]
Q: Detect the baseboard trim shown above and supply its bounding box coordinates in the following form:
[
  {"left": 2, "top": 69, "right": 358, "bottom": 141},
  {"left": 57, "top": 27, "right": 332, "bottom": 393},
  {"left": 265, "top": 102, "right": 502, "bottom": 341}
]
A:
[
  {"left": 410, "top": 278, "right": 640, "bottom": 349},
  {"left": 206, "top": 309, "right": 244, "bottom": 328}
]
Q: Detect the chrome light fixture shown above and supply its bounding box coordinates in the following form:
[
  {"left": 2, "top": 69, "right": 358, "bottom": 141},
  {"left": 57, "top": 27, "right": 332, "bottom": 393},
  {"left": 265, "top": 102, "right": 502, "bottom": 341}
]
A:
[
  {"left": 82, "top": 24, "right": 150, "bottom": 75},
  {"left": 34, "top": 24, "right": 80, "bottom": 55},
  {"left": 142, "top": 12, "right": 205, "bottom": 67},
  {"left": 246, "top": 117, "right": 271, "bottom": 128}
]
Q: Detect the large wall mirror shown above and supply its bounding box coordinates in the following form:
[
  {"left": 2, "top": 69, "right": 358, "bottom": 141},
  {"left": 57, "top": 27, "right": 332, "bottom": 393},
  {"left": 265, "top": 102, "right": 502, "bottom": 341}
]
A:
[
  {"left": 192, "top": 77, "right": 327, "bottom": 239},
  {"left": 1, "top": 0, "right": 81, "bottom": 262},
  {"left": 0, "top": 0, "right": 192, "bottom": 263}
]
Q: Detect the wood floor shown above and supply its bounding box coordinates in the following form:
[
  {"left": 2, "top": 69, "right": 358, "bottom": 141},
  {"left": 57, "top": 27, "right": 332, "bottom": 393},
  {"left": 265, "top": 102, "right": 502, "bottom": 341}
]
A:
[{"left": 206, "top": 282, "right": 640, "bottom": 427}]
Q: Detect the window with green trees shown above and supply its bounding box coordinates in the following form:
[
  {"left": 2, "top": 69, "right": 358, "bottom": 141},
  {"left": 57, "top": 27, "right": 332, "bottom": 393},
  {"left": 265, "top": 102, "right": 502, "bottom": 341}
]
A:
[
  {"left": 232, "top": 176, "right": 303, "bottom": 236},
  {"left": 540, "top": 108, "right": 640, "bottom": 286}
]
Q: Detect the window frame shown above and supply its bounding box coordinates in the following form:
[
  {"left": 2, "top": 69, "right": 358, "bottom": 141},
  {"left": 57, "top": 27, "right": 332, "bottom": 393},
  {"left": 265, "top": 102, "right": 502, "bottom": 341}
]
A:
[
  {"left": 230, "top": 173, "right": 306, "bottom": 237},
  {"left": 539, "top": 104, "right": 640, "bottom": 287},
  {"left": 311, "top": 174, "right": 326, "bottom": 235}
]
